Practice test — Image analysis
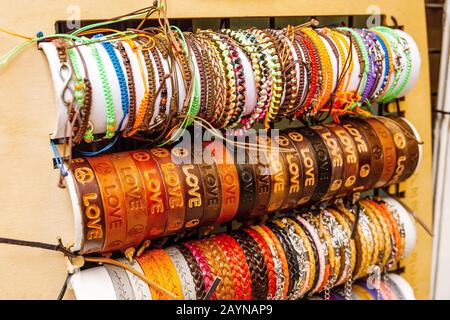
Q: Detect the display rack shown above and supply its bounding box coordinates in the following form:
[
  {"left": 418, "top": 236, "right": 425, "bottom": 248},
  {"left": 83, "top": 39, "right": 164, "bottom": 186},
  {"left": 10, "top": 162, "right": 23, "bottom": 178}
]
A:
[{"left": 0, "top": 0, "right": 432, "bottom": 299}]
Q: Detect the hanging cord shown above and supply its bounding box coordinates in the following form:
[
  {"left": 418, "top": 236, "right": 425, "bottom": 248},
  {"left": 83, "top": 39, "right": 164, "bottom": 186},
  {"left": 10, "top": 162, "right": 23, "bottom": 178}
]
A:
[{"left": 0, "top": 237, "right": 179, "bottom": 300}]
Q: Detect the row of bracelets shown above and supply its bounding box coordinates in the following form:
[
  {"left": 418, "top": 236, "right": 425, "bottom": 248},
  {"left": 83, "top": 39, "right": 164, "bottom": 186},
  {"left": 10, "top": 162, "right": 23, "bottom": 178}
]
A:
[
  {"left": 77, "top": 196, "right": 410, "bottom": 300},
  {"left": 68, "top": 115, "right": 420, "bottom": 254},
  {"left": 53, "top": 25, "right": 413, "bottom": 145}
]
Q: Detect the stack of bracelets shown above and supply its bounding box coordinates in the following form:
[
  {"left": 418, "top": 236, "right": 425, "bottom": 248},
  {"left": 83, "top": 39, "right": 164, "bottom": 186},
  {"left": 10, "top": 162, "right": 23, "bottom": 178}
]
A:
[
  {"left": 42, "top": 25, "right": 419, "bottom": 145},
  {"left": 70, "top": 196, "right": 416, "bottom": 300},
  {"left": 67, "top": 116, "right": 421, "bottom": 254},
  {"left": 0, "top": 2, "right": 423, "bottom": 301}
]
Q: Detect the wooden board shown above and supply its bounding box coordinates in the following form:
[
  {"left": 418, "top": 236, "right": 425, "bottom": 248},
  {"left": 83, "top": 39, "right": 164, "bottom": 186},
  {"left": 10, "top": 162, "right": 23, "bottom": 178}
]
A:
[{"left": 0, "top": 0, "right": 433, "bottom": 299}]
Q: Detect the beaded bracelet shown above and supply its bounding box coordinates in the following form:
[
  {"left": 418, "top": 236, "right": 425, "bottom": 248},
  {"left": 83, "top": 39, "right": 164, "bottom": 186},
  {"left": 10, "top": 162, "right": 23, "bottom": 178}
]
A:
[
  {"left": 87, "top": 38, "right": 116, "bottom": 139},
  {"left": 66, "top": 43, "right": 93, "bottom": 143},
  {"left": 375, "top": 26, "right": 412, "bottom": 101},
  {"left": 100, "top": 37, "right": 130, "bottom": 131}
]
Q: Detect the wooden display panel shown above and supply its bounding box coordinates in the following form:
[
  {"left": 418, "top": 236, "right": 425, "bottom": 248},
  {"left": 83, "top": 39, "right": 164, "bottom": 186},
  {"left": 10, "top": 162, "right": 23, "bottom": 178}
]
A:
[{"left": 0, "top": 0, "right": 432, "bottom": 299}]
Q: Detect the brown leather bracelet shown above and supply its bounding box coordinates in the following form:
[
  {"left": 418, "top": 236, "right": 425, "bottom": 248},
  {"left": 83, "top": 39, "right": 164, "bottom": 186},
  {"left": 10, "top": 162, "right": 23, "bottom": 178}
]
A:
[
  {"left": 365, "top": 118, "right": 397, "bottom": 188},
  {"left": 232, "top": 230, "right": 268, "bottom": 300},
  {"left": 234, "top": 146, "right": 258, "bottom": 219},
  {"left": 70, "top": 158, "right": 106, "bottom": 254},
  {"left": 129, "top": 149, "right": 167, "bottom": 238},
  {"left": 375, "top": 117, "right": 409, "bottom": 186},
  {"left": 286, "top": 130, "right": 318, "bottom": 206},
  {"left": 344, "top": 118, "right": 384, "bottom": 191},
  {"left": 249, "top": 140, "right": 271, "bottom": 217},
  {"left": 108, "top": 152, "right": 148, "bottom": 249},
  {"left": 310, "top": 125, "right": 345, "bottom": 202},
  {"left": 210, "top": 142, "right": 240, "bottom": 224},
  {"left": 84, "top": 155, "right": 127, "bottom": 253},
  {"left": 171, "top": 146, "right": 204, "bottom": 229},
  {"left": 325, "top": 123, "right": 360, "bottom": 198},
  {"left": 198, "top": 156, "right": 222, "bottom": 225},
  {"left": 264, "top": 138, "right": 289, "bottom": 213},
  {"left": 275, "top": 133, "right": 304, "bottom": 210},
  {"left": 150, "top": 148, "right": 186, "bottom": 234},
  {"left": 389, "top": 116, "right": 420, "bottom": 180},
  {"left": 379, "top": 116, "right": 419, "bottom": 184},
  {"left": 341, "top": 120, "right": 374, "bottom": 191}
]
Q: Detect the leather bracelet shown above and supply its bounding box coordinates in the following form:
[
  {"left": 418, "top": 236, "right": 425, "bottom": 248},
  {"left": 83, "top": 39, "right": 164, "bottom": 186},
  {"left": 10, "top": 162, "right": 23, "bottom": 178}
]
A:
[
  {"left": 198, "top": 159, "right": 222, "bottom": 225},
  {"left": 108, "top": 152, "right": 148, "bottom": 249},
  {"left": 193, "top": 238, "right": 235, "bottom": 300},
  {"left": 265, "top": 141, "right": 289, "bottom": 213},
  {"left": 136, "top": 250, "right": 170, "bottom": 300},
  {"left": 387, "top": 116, "right": 420, "bottom": 181},
  {"left": 367, "top": 200, "right": 393, "bottom": 267},
  {"left": 104, "top": 264, "right": 136, "bottom": 300},
  {"left": 209, "top": 142, "right": 239, "bottom": 223},
  {"left": 82, "top": 156, "right": 123, "bottom": 253},
  {"left": 212, "top": 234, "right": 250, "bottom": 300},
  {"left": 244, "top": 227, "right": 277, "bottom": 300},
  {"left": 275, "top": 134, "right": 304, "bottom": 210},
  {"left": 165, "top": 247, "right": 197, "bottom": 300},
  {"left": 341, "top": 120, "right": 374, "bottom": 191},
  {"left": 325, "top": 123, "right": 360, "bottom": 198},
  {"left": 129, "top": 150, "right": 167, "bottom": 238},
  {"left": 70, "top": 158, "right": 105, "bottom": 254},
  {"left": 260, "top": 225, "right": 290, "bottom": 298},
  {"left": 286, "top": 130, "right": 318, "bottom": 205},
  {"left": 365, "top": 118, "right": 397, "bottom": 188},
  {"left": 275, "top": 218, "right": 309, "bottom": 299},
  {"left": 376, "top": 116, "right": 418, "bottom": 185},
  {"left": 347, "top": 118, "right": 385, "bottom": 190},
  {"left": 302, "top": 212, "right": 333, "bottom": 293},
  {"left": 215, "top": 233, "right": 253, "bottom": 300},
  {"left": 266, "top": 222, "right": 298, "bottom": 297},
  {"left": 361, "top": 199, "right": 390, "bottom": 267},
  {"left": 373, "top": 200, "right": 402, "bottom": 264},
  {"left": 150, "top": 148, "right": 185, "bottom": 234},
  {"left": 232, "top": 230, "right": 268, "bottom": 300},
  {"left": 251, "top": 225, "right": 286, "bottom": 300},
  {"left": 172, "top": 147, "right": 204, "bottom": 229},
  {"left": 294, "top": 214, "right": 322, "bottom": 295},
  {"left": 175, "top": 244, "right": 207, "bottom": 300},
  {"left": 148, "top": 249, "right": 184, "bottom": 300},
  {"left": 298, "top": 127, "right": 332, "bottom": 205},
  {"left": 119, "top": 258, "right": 152, "bottom": 300},
  {"left": 248, "top": 142, "right": 272, "bottom": 217},
  {"left": 234, "top": 147, "right": 258, "bottom": 219},
  {"left": 183, "top": 242, "right": 216, "bottom": 299},
  {"left": 282, "top": 217, "right": 314, "bottom": 297},
  {"left": 310, "top": 125, "right": 345, "bottom": 202},
  {"left": 327, "top": 208, "right": 357, "bottom": 286}
]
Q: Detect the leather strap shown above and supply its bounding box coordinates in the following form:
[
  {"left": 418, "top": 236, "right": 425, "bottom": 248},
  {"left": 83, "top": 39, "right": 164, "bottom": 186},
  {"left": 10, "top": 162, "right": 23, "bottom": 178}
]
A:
[
  {"left": 109, "top": 152, "right": 148, "bottom": 248},
  {"left": 171, "top": 146, "right": 204, "bottom": 229},
  {"left": 341, "top": 120, "right": 374, "bottom": 191},
  {"left": 232, "top": 230, "right": 268, "bottom": 300},
  {"left": 83, "top": 156, "right": 125, "bottom": 253},
  {"left": 129, "top": 149, "right": 167, "bottom": 238},
  {"left": 234, "top": 147, "right": 258, "bottom": 219},
  {"left": 70, "top": 158, "right": 106, "bottom": 254},
  {"left": 298, "top": 127, "right": 332, "bottom": 206},
  {"left": 286, "top": 130, "right": 318, "bottom": 206},
  {"left": 325, "top": 123, "right": 360, "bottom": 198},
  {"left": 275, "top": 133, "right": 304, "bottom": 210},
  {"left": 310, "top": 125, "right": 345, "bottom": 201},
  {"left": 365, "top": 118, "right": 397, "bottom": 188},
  {"left": 347, "top": 118, "right": 385, "bottom": 190},
  {"left": 150, "top": 148, "right": 186, "bottom": 234}
]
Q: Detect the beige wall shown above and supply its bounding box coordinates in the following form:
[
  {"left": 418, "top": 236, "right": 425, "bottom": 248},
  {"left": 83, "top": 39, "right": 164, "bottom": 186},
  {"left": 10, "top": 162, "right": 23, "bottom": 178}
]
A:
[{"left": 0, "top": 0, "right": 433, "bottom": 299}]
